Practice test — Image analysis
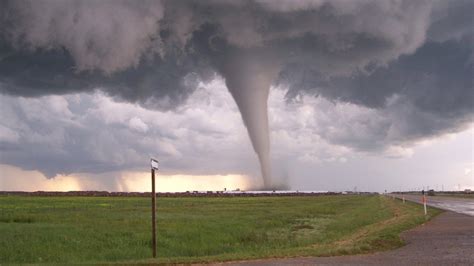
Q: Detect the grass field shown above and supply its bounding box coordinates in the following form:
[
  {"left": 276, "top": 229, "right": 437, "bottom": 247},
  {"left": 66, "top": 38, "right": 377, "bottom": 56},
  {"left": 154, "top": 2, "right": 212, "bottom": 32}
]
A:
[{"left": 0, "top": 195, "right": 441, "bottom": 264}]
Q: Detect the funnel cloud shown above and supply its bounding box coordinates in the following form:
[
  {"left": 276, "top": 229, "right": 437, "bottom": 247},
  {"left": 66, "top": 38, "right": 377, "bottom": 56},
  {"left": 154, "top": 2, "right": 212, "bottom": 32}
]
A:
[{"left": 218, "top": 50, "right": 280, "bottom": 188}]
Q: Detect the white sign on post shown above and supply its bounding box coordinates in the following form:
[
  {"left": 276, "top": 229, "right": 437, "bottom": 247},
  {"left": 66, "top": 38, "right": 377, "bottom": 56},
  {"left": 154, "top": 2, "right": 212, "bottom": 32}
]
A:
[{"left": 151, "top": 159, "right": 159, "bottom": 170}]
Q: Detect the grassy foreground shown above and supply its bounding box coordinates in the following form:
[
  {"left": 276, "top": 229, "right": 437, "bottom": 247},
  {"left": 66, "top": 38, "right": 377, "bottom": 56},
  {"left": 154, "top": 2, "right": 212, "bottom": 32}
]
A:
[{"left": 0, "top": 195, "right": 440, "bottom": 264}]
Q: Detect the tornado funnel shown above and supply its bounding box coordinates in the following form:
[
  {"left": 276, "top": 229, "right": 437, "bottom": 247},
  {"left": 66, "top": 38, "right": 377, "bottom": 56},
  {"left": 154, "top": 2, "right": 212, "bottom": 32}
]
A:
[{"left": 219, "top": 52, "right": 279, "bottom": 188}]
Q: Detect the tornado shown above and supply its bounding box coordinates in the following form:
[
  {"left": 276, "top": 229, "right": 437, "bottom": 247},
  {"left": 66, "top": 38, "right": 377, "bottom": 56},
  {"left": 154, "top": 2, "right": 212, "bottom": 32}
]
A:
[{"left": 219, "top": 51, "right": 280, "bottom": 188}]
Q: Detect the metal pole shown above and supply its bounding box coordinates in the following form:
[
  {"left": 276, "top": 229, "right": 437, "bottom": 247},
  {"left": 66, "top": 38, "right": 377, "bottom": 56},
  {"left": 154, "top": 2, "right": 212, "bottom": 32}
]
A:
[{"left": 151, "top": 168, "right": 156, "bottom": 258}]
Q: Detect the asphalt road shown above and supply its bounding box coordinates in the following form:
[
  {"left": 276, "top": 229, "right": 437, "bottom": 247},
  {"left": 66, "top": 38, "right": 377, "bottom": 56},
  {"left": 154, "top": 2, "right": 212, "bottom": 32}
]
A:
[{"left": 393, "top": 194, "right": 474, "bottom": 216}]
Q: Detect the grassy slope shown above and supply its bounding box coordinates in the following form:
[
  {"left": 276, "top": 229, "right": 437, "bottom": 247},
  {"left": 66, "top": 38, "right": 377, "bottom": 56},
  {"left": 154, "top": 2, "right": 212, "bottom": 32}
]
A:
[{"left": 0, "top": 195, "right": 441, "bottom": 264}]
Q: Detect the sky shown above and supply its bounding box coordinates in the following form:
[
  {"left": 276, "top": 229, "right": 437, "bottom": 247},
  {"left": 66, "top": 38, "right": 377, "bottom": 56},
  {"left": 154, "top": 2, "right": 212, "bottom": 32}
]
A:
[{"left": 0, "top": 0, "right": 473, "bottom": 192}]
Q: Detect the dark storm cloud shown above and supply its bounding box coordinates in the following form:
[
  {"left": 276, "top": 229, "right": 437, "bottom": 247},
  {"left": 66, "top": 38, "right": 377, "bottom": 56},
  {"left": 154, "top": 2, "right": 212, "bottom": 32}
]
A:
[
  {"left": 0, "top": 0, "right": 473, "bottom": 177},
  {"left": 0, "top": 0, "right": 216, "bottom": 110},
  {"left": 280, "top": 39, "right": 473, "bottom": 147},
  {"left": 0, "top": 32, "right": 215, "bottom": 110},
  {"left": 0, "top": 0, "right": 440, "bottom": 105}
]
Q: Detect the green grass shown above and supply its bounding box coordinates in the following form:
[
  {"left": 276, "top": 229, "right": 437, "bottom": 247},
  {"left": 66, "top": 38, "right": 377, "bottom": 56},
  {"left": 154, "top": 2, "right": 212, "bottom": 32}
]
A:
[{"left": 0, "top": 195, "right": 441, "bottom": 264}]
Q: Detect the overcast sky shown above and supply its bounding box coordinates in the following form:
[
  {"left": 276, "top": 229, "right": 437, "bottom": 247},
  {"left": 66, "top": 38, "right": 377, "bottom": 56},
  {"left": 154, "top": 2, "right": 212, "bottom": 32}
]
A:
[{"left": 0, "top": 0, "right": 472, "bottom": 192}]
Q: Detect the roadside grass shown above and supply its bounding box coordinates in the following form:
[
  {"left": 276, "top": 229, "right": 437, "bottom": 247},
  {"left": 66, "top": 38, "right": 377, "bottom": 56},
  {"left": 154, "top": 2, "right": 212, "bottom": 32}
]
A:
[{"left": 0, "top": 195, "right": 441, "bottom": 264}]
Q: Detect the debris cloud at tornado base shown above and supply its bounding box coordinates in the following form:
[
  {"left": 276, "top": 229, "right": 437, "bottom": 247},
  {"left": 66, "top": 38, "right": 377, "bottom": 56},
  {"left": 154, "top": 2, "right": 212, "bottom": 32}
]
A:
[{"left": 0, "top": 0, "right": 472, "bottom": 186}]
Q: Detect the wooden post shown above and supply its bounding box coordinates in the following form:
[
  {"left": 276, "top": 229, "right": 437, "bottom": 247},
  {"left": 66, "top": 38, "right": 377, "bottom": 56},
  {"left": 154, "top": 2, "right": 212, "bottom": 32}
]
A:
[{"left": 151, "top": 168, "right": 156, "bottom": 258}]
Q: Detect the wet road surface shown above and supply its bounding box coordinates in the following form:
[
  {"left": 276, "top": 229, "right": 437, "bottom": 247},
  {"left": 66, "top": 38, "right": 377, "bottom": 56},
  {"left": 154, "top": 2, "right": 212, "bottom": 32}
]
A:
[
  {"left": 394, "top": 194, "right": 474, "bottom": 216},
  {"left": 219, "top": 211, "right": 474, "bottom": 265}
]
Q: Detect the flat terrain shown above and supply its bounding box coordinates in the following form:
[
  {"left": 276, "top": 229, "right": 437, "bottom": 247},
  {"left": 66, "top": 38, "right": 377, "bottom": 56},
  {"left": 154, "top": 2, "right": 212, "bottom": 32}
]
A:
[
  {"left": 226, "top": 211, "right": 474, "bottom": 265},
  {"left": 0, "top": 195, "right": 439, "bottom": 264}
]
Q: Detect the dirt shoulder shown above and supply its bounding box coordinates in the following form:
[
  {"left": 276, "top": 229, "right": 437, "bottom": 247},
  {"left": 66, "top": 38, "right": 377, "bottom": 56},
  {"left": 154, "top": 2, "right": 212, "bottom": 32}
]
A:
[{"left": 221, "top": 211, "right": 474, "bottom": 265}]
